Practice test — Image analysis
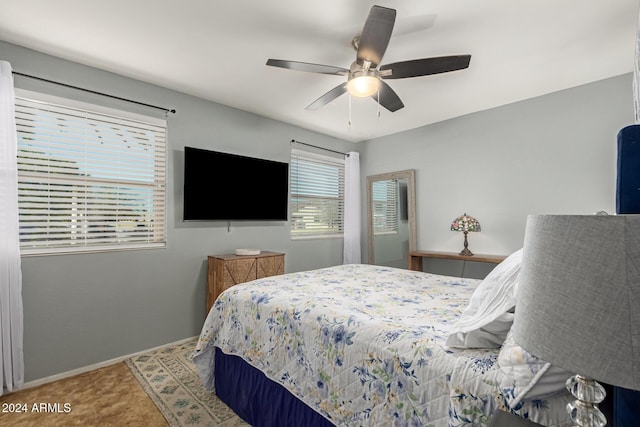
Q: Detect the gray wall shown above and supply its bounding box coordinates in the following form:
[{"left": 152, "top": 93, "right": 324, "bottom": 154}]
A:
[
  {"left": 361, "top": 73, "right": 633, "bottom": 263},
  {"left": 1, "top": 41, "right": 356, "bottom": 382}
]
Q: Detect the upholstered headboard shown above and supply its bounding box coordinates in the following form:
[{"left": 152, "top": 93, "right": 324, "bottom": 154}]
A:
[
  {"left": 613, "top": 124, "right": 640, "bottom": 426},
  {"left": 616, "top": 125, "right": 640, "bottom": 214}
]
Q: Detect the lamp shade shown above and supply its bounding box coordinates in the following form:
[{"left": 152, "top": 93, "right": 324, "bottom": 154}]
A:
[
  {"left": 511, "top": 215, "right": 640, "bottom": 391},
  {"left": 450, "top": 213, "right": 481, "bottom": 232}
]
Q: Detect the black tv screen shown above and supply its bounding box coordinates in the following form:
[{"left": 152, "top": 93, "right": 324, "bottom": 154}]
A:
[{"left": 183, "top": 146, "right": 289, "bottom": 221}]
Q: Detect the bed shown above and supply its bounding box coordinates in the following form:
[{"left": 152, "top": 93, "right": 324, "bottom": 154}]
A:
[{"left": 193, "top": 259, "right": 573, "bottom": 426}]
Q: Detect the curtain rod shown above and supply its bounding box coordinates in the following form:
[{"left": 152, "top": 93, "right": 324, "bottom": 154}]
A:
[
  {"left": 290, "top": 139, "right": 349, "bottom": 157},
  {"left": 12, "top": 71, "right": 177, "bottom": 115}
]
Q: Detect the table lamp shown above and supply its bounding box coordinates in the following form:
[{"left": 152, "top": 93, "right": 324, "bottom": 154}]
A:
[
  {"left": 450, "top": 213, "right": 481, "bottom": 256},
  {"left": 511, "top": 214, "right": 640, "bottom": 426}
]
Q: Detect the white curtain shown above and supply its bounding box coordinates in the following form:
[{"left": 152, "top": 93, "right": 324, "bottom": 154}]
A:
[
  {"left": 0, "top": 60, "right": 24, "bottom": 395},
  {"left": 343, "top": 151, "right": 361, "bottom": 264}
]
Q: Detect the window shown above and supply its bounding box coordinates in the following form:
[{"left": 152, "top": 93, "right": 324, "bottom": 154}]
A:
[
  {"left": 15, "top": 90, "right": 167, "bottom": 255},
  {"left": 371, "top": 179, "right": 399, "bottom": 235},
  {"left": 290, "top": 149, "right": 344, "bottom": 238}
]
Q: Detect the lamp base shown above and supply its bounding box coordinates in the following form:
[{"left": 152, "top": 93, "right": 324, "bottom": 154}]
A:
[
  {"left": 458, "top": 248, "right": 474, "bottom": 256},
  {"left": 565, "top": 375, "right": 606, "bottom": 427},
  {"left": 459, "top": 231, "right": 474, "bottom": 256}
]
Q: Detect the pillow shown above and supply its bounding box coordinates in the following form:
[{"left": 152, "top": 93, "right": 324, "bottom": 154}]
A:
[
  {"left": 446, "top": 248, "right": 522, "bottom": 348},
  {"left": 497, "top": 330, "right": 571, "bottom": 410}
]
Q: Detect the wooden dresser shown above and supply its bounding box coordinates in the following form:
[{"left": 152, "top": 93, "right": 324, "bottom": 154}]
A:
[{"left": 207, "top": 251, "right": 285, "bottom": 312}]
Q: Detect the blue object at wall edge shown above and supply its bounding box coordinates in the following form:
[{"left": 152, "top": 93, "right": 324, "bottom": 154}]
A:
[{"left": 616, "top": 124, "right": 640, "bottom": 214}]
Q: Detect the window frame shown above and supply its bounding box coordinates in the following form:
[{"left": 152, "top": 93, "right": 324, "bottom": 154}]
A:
[
  {"left": 15, "top": 89, "right": 167, "bottom": 256},
  {"left": 289, "top": 148, "right": 345, "bottom": 240}
]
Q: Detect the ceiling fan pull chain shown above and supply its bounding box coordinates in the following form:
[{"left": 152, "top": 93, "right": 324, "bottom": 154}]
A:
[
  {"left": 348, "top": 94, "right": 352, "bottom": 127},
  {"left": 377, "top": 90, "right": 381, "bottom": 119}
]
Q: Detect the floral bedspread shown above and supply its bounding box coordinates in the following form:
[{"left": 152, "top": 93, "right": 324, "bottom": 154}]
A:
[{"left": 193, "top": 264, "right": 569, "bottom": 427}]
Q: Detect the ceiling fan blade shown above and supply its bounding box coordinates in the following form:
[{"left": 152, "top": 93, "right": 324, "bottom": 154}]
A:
[
  {"left": 380, "top": 55, "right": 471, "bottom": 79},
  {"left": 373, "top": 81, "right": 404, "bottom": 112},
  {"left": 305, "top": 83, "right": 348, "bottom": 110},
  {"left": 266, "top": 59, "right": 348, "bottom": 76},
  {"left": 357, "top": 6, "right": 396, "bottom": 67}
]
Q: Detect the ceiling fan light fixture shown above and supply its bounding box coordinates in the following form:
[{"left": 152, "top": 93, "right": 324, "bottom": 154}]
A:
[{"left": 347, "top": 71, "right": 380, "bottom": 98}]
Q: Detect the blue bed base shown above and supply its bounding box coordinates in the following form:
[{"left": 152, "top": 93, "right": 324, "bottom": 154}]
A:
[{"left": 214, "top": 347, "right": 335, "bottom": 427}]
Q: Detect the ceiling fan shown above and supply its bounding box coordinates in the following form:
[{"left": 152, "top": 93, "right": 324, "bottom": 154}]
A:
[{"left": 266, "top": 5, "right": 471, "bottom": 112}]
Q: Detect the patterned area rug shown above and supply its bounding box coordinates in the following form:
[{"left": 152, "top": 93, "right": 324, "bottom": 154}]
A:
[{"left": 125, "top": 339, "right": 248, "bottom": 427}]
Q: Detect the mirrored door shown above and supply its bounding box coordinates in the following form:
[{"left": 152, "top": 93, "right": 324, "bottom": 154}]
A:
[{"left": 367, "top": 170, "right": 416, "bottom": 267}]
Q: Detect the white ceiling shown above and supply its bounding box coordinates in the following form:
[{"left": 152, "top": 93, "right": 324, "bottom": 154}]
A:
[{"left": 0, "top": 0, "right": 638, "bottom": 142}]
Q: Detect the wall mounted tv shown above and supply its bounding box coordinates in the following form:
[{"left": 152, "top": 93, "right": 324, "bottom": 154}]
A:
[{"left": 183, "top": 146, "right": 289, "bottom": 221}]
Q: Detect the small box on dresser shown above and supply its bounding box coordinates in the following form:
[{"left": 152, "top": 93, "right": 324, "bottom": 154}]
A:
[{"left": 207, "top": 251, "right": 285, "bottom": 312}]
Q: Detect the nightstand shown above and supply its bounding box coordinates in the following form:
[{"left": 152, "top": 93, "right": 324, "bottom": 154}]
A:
[{"left": 206, "top": 251, "right": 285, "bottom": 312}]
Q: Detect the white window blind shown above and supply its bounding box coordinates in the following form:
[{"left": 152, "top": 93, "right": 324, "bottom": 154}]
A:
[
  {"left": 15, "top": 90, "right": 167, "bottom": 255},
  {"left": 372, "top": 179, "right": 399, "bottom": 234},
  {"left": 290, "top": 148, "right": 344, "bottom": 238}
]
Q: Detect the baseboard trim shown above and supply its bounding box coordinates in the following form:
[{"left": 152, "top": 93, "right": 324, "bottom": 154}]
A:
[{"left": 17, "top": 336, "right": 198, "bottom": 392}]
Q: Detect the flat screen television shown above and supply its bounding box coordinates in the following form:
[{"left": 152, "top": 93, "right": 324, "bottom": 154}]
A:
[{"left": 183, "top": 146, "right": 289, "bottom": 221}]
